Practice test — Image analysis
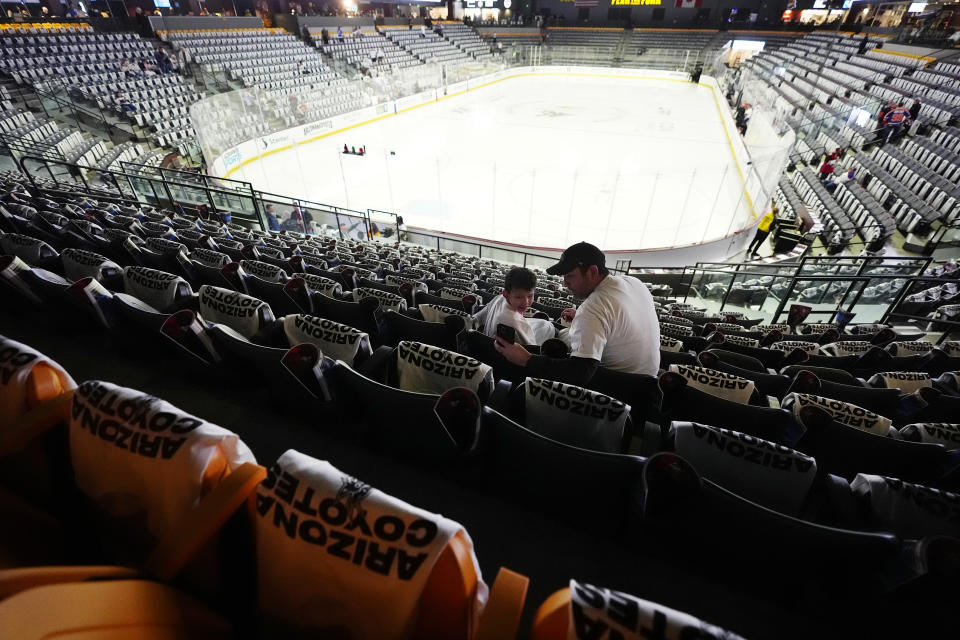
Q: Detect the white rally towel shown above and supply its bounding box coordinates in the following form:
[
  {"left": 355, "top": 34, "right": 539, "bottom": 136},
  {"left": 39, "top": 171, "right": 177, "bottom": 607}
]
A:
[
  {"left": 1, "top": 254, "right": 42, "bottom": 303},
  {"left": 240, "top": 259, "right": 288, "bottom": 283},
  {"left": 801, "top": 323, "right": 839, "bottom": 334},
  {"left": 756, "top": 323, "right": 791, "bottom": 334},
  {"left": 868, "top": 371, "right": 932, "bottom": 393},
  {"left": 282, "top": 314, "right": 372, "bottom": 364},
  {"left": 709, "top": 322, "right": 744, "bottom": 334},
  {"left": 122, "top": 266, "right": 192, "bottom": 312},
  {"left": 849, "top": 323, "right": 891, "bottom": 335},
  {"left": 69, "top": 380, "right": 255, "bottom": 562},
  {"left": 395, "top": 341, "right": 493, "bottom": 396},
  {"left": 885, "top": 341, "right": 934, "bottom": 356},
  {"left": 782, "top": 392, "right": 893, "bottom": 436},
  {"left": 255, "top": 450, "right": 486, "bottom": 640},
  {"left": 659, "top": 336, "right": 683, "bottom": 353},
  {"left": 716, "top": 334, "right": 760, "bottom": 348},
  {"left": 198, "top": 285, "right": 275, "bottom": 339},
  {"left": 60, "top": 247, "right": 121, "bottom": 283},
  {"left": 566, "top": 580, "right": 745, "bottom": 640},
  {"left": 352, "top": 287, "right": 407, "bottom": 313},
  {"left": 189, "top": 247, "right": 231, "bottom": 268},
  {"left": 671, "top": 423, "right": 816, "bottom": 516},
  {"left": 659, "top": 322, "right": 694, "bottom": 338},
  {"left": 524, "top": 378, "right": 630, "bottom": 453},
  {"left": 145, "top": 236, "right": 188, "bottom": 258},
  {"left": 658, "top": 314, "right": 693, "bottom": 327},
  {"left": 941, "top": 341, "right": 960, "bottom": 357},
  {"left": 820, "top": 341, "right": 872, "bottom": 356},
  {"left": 386, "top": 274, "right": 428, "bottom": 294},
  {"left": 0, "top": 232, "right": 57, "bottom": 265},
  {"left": 0, "top": 335, "right": 76, "bottom": 426},
  {"left": 301, "top": 273, "right": 343, "bottom": 297},
  {"left": 440, "top": 287, "right": 473, "bottom": 302},
  {"left": 442, "top": 277, "right": 475, "bottom": 291},
  {"left": 419, "top": 303, "right": 475, "bottom": 329},
  {"left": 899, "top": 422, "right": 960, "bottom": 450},
  {"left": 668, "top": 364, "right": 755, "bottom": 405},
  {"left": 771, "top": 340, "right": 821, "bottom": 354},
  {"left": 851, "top": 474, "right": 960, "bottom": 539}
]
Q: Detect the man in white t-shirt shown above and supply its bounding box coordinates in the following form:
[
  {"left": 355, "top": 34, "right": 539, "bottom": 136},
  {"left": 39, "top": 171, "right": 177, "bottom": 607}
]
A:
[
  {"left": 494, "top": 242, "right": 660, "bottom": 384},
  {"left": 474, "top": 266, "right": 556, "bottom": 345}
]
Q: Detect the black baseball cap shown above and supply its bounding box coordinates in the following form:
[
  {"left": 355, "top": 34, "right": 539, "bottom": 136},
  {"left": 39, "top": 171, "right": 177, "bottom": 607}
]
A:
[{"left": 546, "top": 242, "right": 606, "bottom": 276}]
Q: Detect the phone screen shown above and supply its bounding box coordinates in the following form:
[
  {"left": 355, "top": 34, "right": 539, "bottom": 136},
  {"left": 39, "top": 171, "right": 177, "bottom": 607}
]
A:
[{"left": 496, "top": 323, "right": 516, "bottom": 344}]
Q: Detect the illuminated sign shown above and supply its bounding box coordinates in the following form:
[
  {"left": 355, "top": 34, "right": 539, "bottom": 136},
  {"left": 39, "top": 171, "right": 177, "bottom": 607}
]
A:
[{"left": 610, "top": 0, "right": 662, "bottom": 5}]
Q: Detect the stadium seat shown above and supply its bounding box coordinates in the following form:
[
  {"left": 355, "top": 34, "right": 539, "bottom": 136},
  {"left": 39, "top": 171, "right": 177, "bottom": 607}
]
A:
[
  {"left": 638, "top": 452, "right": 938, "bottom": 597},
  {"left": 793, "top": 405, "right": 959, "bottom": 488},
  {"left": 310, "top": 292, "right": 381, "bottom": 344},
  {"left": 111, "top": 265, "right": 198, "bottom": 331},
  {"left": 253, "top": 448, "right": 522, "bottom": 640},
  {"left": 780, "top": 363, "right": 864, "bottom": 386},
  {"left": 530, "top": 581, "right": 747, "bottom": 640},
  {"left": 2, "top": 376, "right": 266, "bottom": 582},
  {"left": 478, "top": 406, "right": 644, "bottom": 527},
  {"left": 496, "top": 378, "right": 634, "bottom": 454},
  {"left": 415, "top": 290, "right": 479, "bottom": 314},
  {"left": 785, "top": 369, "right": 902, "bottom": 420},
  {"left": 697, "top": 350, "right": 792, "bottom": 398},
  {"left": 0, "top": 579, "right": 233, "bottom": 639},
  {"left": 458, "top": 330, "right": 534, "bottom": 384},
  {"left": 658, "top": 371, "right": 804, "bottom": 446},
  {"left": 381, "top": 309, "right": 467, "bottom": 351},
  {"left": 584, "top": 366, "right": 661, "bottom": 442}
]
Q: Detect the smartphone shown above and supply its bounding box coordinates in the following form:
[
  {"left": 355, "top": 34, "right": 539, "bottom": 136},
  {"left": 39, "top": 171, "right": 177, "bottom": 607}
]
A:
[{"left": 496, "top": 323, "right": 516, "bottom": 345}]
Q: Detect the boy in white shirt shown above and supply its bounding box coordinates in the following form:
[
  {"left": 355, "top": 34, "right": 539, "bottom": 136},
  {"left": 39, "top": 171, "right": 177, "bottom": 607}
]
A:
[
  {"left": 475, "top": 267, "right": 556, "bottom": 346},
  {"left": 494, "top": 242, "right": 660, "bottom": 384}
]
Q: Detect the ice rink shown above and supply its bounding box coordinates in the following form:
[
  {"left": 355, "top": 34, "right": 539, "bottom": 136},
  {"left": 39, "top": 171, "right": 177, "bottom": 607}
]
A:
[{"left": 228, "top": 72, "right": 772, "bottom": 251}]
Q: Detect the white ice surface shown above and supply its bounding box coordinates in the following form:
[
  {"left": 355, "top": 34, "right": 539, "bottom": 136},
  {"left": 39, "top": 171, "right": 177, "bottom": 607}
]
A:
[{"left": 232, "top": 73, "right": 755, "bottom": 251}]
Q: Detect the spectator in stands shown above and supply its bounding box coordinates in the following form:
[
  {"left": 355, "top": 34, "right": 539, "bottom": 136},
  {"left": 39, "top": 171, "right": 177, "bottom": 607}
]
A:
[
  {"left": 909, "top": 98, "right": 922, "bottom": 122},
  {"left": 337, "top": 26, "right": 344, "bottom": 43},
  {"left": 420, "top": 25, "right": 427, "bottom": 38},
  {"left": 690, "top": 64, "right": 702, "bottom": 85},
  {"left": 290, "top": 206, "right": 306, "bottom": 232},
  {"left": 139, "top": 59, "right": 158, "bottom": 78},
  {"left": 476, "top": 267, "right": 556, "bottom": 346},
  {"left": 494, "top": 242, "right": 660, "bottom": 384},
  {"left": 818, "top": 157, "right": 835, "bottom": 182},
  {"left": 301, "top": 208, "right": 315, "bottom": 234},
  {"left": 746, "top": 207, "right": 776, "bottom": 258},
  {"left": 115, "top": 91, "right": 136, "bottom": 113},
  {"left": 281, "top": 212, "right": 302, "bottom": 233},
  {"left": 735, "top": 104, "right": 748, "bottom": 135},
  {"left": 120, "top": 59, "right": 139, "bottom": 77},
  {"left": 321, "top": 28, "right": 329, "bottom": 45},
  {"left": 155, "top": 47, "right": 174, "bottom": 74},
  {"left": 858, "top": 34, "right": 869, "bottom": 54},
  {"left": 882, "top": 103, "right": 911, "bottom": 145},
  {"left": 264, "top": 204, "right": 281, "bottom": 232}
]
